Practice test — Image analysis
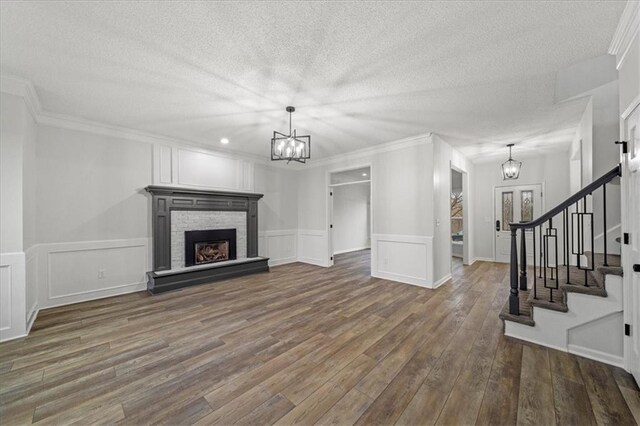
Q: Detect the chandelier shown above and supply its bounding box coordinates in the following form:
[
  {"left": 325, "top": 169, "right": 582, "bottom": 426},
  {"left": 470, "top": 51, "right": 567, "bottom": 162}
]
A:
[
  {"left": 501, "top": 143, "right": 522, "bottom": 180},
  {"left": 271, "top": 106, "right": 311, "bottom": 164}
]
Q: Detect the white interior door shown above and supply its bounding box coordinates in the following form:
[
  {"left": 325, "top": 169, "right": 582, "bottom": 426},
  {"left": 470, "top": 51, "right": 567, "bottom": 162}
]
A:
[
  {"left": 622, "top": 104, "right": 640, "bottom": 384},
  {"left": 494, "top": 184, "right": 543, "bottom": 263}
]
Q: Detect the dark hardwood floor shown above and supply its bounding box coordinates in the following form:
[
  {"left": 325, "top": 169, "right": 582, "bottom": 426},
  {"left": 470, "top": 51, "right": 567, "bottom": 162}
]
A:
[{"left": 1, "top": 250, "right": 639, "bottom": 425}]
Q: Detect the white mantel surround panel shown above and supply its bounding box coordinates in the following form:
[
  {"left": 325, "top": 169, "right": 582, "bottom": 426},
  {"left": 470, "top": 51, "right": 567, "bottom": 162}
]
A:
[{"left": 170, "top": 210, "right": 247, "bottom": 270}]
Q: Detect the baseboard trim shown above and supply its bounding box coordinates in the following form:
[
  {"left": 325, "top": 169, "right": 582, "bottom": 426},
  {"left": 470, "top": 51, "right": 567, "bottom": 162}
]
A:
[
  {"left": 503, "top": 327, "right": 568, "bottom": 353},
  {"left": 268, "top": 257, "right": 297, "bottom": 267},
  {"left": 297, "top": 257, "right": 330, "bottom": 268},
  {"left": 433, "top": 273, "right": 452, "bottom": 289},
  {"left": 42, "top": 283, "right": 147, "bottom": 310},
  {"left": 568, "top": 344, "right": 625, "bottom": 368},
  {"left": 372, "top": 271, "right": 430, "bottom": 288},
  {"left": 333, "top": 247, "right": 371, "bottom": 255},
  {"left": 470, "top": 257, "right": 496, "bottom": 265},
  {"left": 26, "top": 303, "right": 39, "bottom": 334}
]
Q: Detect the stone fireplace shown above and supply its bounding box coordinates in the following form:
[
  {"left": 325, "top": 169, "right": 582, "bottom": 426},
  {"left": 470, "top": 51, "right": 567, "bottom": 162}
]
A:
[
  {"left": 170, "top": 210, "right": 246, "bottom": 269},
  {"left": 145, "top": 186, "right": 269, "bottom": 294}
]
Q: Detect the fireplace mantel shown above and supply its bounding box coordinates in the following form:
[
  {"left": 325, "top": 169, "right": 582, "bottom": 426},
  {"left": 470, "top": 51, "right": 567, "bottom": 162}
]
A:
[{"left": 145, "top": 185, "right": 269, "bottom": 293}]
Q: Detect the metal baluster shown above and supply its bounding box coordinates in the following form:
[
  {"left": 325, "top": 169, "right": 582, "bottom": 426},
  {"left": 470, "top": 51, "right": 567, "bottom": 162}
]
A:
[
  {"left": 563, "top": 209, "right": 567, "bottom": 267},
  {"left": 549, "top": 218, "right": 555, "bottom": 281},
  {"left": 539, "top": 222, "right": 544, "bottom": 278},
  {"left": 576, "top": 201, "right": 582, "bottom": 273},
  {"left": 583, "top": 196, "right": 588, "bottom": 286},
  {"left": 554, "top": 217, "right": 559, "bottom": 290},
  {"left": 565, "top": 207, "right": 570, "bottom": 284},
  {"left": 533, "top": 226, "right": 537, "bottom": 299},
  {"left": 509, "top": 227, "right": 519, "bottom": 315},
  {"left": 520, "top": 228, "right": 527, "bottom": 291},
  {"left": 543, "top": 224, "right": 548, "bottom": 301},
  {"left": 603, "top": 184, "right": 608, "bottom": 266}
]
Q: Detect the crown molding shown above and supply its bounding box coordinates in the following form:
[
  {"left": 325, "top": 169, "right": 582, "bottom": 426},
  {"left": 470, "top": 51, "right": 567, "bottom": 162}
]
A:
[
  {"left": 0, "top": 75, "right": 43, "bottom": 121},
  {"left": 36, "top": 110, "right": 272, "bottom": 166},
  {"left": 608, "top": 1, "right": 640, "bottom": 70},
  {"left": 0, "top": 74, "right": 271, "bottom": 166},
  {"left": 1, "top": 74, "right": 433, "bottom": 170}
]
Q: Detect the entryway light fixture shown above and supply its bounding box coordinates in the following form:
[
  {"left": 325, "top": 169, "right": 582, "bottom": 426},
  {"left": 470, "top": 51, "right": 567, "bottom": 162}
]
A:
[
  {"left": 271, "top": 106, "right": 311, "bottom": 164},
  {"left": 501, "top": 143, "right": 522, "bottom": 180}
]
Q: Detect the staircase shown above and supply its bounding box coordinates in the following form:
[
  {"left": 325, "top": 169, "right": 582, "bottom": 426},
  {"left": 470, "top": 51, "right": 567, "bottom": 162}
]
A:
[{"left": 499, "top": 164, "right": 625, "bottom": 366}]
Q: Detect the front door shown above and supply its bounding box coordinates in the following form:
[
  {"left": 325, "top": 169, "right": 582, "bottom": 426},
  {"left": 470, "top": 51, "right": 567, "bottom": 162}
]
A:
[
  {"left": 622, "top": 103, "right": 640, "bottom": 384},
  {"left": 494, "top": 184, "right": 543, "bottom": 263}
]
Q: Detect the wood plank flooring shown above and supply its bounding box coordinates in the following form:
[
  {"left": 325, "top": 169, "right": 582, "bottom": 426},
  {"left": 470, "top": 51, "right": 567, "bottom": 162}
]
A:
[{"left": 1, "top": 250, "right": 638, "bottom": 425}]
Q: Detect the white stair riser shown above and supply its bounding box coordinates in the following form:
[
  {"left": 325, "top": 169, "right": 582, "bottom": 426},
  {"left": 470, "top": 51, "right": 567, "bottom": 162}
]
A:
[{"left": 505, "top": 274, "right": 623, "bottom": 367}]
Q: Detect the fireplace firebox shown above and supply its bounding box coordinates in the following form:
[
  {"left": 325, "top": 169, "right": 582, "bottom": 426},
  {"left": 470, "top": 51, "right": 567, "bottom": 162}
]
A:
[{"left": 184, "top": 229, "right": 237, "bottom": 267}]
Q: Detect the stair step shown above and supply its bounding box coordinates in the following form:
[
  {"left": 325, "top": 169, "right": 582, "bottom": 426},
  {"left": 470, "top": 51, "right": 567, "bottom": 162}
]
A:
[
  {"left": 499, "top": 252, "right": 617, "bottom": 327},
  {"left": 499, "top": 289, "right": 535, "bottom": 326}
]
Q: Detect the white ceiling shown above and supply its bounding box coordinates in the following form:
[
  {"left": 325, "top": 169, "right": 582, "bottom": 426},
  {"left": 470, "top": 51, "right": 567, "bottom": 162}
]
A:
[{"left": 0, "top": 1, "right": 625, "bottom": 160}]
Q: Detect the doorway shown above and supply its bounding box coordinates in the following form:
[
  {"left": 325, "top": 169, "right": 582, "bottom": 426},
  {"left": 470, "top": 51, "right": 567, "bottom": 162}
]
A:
[
  {"left": 494, "top": 184, "right": 543, "bottom": 263},
  {"left": 328, "top": 166, "right": 372, "bottom": 267},
  {"left": 451, "top": 169, "right": 464, "bottom": 268}
]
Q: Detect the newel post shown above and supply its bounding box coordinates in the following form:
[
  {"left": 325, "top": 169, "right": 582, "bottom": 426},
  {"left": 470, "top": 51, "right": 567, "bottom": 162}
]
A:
[
  {"left": 509, "top": 226, "right": 520, "bottom": 315},
  {"left": 520, "top": 228, "right": 527, "bottom": 291}
]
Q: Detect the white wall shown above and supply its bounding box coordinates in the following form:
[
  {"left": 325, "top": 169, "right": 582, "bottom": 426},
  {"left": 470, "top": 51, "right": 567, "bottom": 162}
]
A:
[
  {"left": 15, "top": 118, "right": 299, "bottom": 310},
  {"left": 332, "top": 182, "right": 370, "bottom": 254},
  {"left": 254, "top": 163, "right": 298, "bottom": 266},
  {"left": 36, "top": 125, "right": 152, "bottom": 244},
  {"left": 432, "top": 135, "right": 474, "bottom": 282},
  {"left": 473, "top": 151, "right": 571, "bottom": 261},
  {"left": 0, "top": 92, "right": 36, "bottom": 340},
  {"left": 1, "top": 93, "right": 26, "bottom": 254},
  {"left": 556, "top": 54, "right": 621, "bottom": 242},
  {"left": 297, "top": 136, "right": 436, "bottom": 285},
  {"left": 616, "top": 31, "right": 639, "bottom": 117}
]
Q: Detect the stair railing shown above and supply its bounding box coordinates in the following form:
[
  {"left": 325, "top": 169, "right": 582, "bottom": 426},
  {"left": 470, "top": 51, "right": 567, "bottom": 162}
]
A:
[{"left": 507, "top": 164, "right": 621, "bottom": 316}]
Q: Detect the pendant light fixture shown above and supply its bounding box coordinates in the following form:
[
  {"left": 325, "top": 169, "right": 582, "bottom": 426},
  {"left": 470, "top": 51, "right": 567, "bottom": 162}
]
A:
[
  {"left": 501, "top": 143, "right": 522, "bottom": 180},
  {"left": 271, "top": 106, "right": 311, "bottom": 164}
]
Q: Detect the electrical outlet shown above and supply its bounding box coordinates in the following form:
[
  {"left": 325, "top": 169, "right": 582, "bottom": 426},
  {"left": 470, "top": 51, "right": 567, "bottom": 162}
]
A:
[
  {"left": 383, "top": 258, "right": 389, "bottom": 265},
  {"left": 98, "top": 269, "right": 106, "bottom": 279}
]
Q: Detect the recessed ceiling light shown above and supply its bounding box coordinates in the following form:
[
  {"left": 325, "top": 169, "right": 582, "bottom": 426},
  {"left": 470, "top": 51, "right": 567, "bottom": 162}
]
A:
[
  {"left": 362, "top": 173, "right": 368, "bottom": 177},
  {"left": 220, "top": 138, "right": 229, "bottom": 144}
]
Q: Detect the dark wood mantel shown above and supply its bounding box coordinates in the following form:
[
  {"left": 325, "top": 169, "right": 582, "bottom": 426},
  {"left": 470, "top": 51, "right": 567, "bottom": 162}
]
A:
[{"left": 145, "top": 185, "right": 268, "bottom": 294}]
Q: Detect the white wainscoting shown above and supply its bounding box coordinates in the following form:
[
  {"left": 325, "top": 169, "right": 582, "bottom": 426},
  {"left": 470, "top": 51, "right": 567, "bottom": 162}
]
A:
[
  {"left": 258, "top": 230, "right": 297, "bottom": 266},
  {"left": 25, "top": 246, "right": 39, "bottom": 333},
  {"left": 153, "top": 145, "right": 254, "bottom": 192},
  {"left": 37, "top": 238, "right": 150, "bottom": 309},
  {"left": 298, "top": 230, "right": 330, "bottom": 267},
  {"left": 371, "top": 234, "right": 434, "bottom": 288},
  {"left": 0, "top": 252, "right": 26, "bottom": 342}
]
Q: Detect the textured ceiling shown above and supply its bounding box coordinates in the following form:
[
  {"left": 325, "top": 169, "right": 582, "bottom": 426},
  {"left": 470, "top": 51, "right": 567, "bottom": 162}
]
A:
[{"left": 0, "top": 1, "right": 625, "bottom": 160}]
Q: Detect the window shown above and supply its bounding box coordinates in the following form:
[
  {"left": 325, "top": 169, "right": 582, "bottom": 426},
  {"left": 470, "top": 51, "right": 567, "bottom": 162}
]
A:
[
  {"left": 502, "top": 192, "right": 513, "bottom": 231},
  {"left": 521, "top": 190, "right": 533, "bottom": 222},
  {"left": 451, "top": 191, "right": 463, "bottom": 238}
]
